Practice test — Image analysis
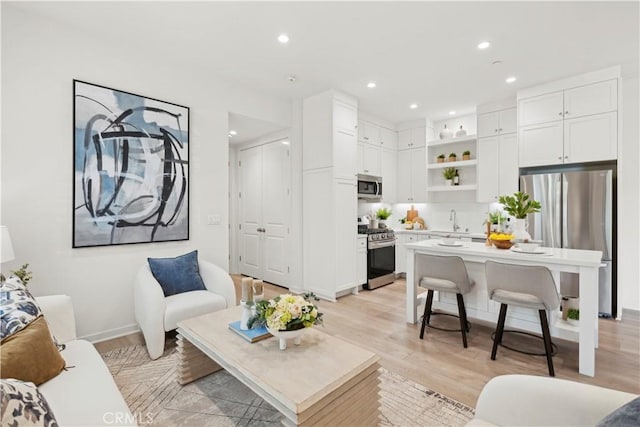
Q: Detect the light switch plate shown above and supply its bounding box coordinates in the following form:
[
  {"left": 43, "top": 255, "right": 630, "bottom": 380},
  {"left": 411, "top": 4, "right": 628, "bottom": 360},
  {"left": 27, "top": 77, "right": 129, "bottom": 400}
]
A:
[{"left": 207, "top": 214, "right": 221, "bottom": 225}]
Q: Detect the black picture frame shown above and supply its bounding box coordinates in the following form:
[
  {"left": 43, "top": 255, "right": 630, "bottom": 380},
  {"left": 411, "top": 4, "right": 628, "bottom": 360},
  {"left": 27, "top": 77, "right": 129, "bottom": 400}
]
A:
[{"left": 73, "top": 80, "right": 190, "bottom": 248}]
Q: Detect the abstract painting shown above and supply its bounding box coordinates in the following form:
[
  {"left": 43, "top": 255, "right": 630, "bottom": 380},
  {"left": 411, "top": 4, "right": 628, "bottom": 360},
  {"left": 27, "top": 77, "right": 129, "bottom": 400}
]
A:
[{"left": 73, "top": 80, "right": 189, "bottom": 248}]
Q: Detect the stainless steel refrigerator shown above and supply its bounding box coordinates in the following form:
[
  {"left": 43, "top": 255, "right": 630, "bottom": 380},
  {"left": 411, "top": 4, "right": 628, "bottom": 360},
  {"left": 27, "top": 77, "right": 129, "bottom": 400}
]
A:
[{"left": 520, "top": 166, "right": 616, "bottom": 317}]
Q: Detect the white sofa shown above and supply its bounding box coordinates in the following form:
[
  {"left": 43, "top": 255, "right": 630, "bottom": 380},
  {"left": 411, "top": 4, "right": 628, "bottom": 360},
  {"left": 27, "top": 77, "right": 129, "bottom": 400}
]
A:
[
  {"left": 468, "top": 374, "right": 638, "bottom": 426},
  {"left": 36, "top": 295, "right": 136, "bottom": 427},
  {"left": 134, "top": 260, "right": 236, "bottom": 360}
]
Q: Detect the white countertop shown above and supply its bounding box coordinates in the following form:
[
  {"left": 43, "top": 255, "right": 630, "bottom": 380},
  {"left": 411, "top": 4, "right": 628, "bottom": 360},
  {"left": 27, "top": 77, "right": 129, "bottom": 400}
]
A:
[
  {"left": 405, "top": 240, "right": 603, "bottom": 268},
  {"left": 394, "top": 229, "right": 487, "bottom": 240}
]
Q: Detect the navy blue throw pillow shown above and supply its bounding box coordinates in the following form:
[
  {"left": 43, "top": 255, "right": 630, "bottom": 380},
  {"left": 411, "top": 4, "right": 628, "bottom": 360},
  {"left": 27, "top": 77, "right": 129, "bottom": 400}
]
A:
[
  {"left": 148, "top": 251, "right": 207, "bottom": 297},
  {"left": 597, "top": 397, "right": 640, "bottom": 427}
]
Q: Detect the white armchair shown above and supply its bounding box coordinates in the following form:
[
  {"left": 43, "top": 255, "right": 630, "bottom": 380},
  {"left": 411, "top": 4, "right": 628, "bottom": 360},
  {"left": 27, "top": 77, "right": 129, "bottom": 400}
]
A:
[{"left": 134, "top": 260, "right": 236, "bottom": 360}]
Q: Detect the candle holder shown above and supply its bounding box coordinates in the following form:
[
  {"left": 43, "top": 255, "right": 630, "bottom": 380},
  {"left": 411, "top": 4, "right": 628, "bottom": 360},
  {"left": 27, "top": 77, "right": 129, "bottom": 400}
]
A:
[{"left": 240, "top": 300, "right": 253, "bottom": 330}]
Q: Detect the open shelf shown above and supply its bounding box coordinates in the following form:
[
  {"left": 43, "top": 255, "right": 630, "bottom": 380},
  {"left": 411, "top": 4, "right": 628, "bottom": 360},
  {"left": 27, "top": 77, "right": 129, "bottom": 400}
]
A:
[
  {"left": 427, "top": 159, "right": 477, "bottom": 169},
  {"left": 428, "top": 134, "right": 477, "bottom": 147},
  {"left": 427, "top": 184, "right": 477, "bottom": 192}
]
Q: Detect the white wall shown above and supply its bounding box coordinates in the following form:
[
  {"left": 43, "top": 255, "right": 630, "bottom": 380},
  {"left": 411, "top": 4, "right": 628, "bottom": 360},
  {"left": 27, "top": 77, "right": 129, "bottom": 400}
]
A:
[
  {"left": 619, "top": 76, "right": 640, "bottom": 312},
  {"left": 1, "top": 5, "right": 292, "bottom": 340}
]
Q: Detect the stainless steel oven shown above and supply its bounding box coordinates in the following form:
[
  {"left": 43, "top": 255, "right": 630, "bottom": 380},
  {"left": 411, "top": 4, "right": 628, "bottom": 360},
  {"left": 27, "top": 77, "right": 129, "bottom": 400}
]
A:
[{"left": 362, "top": 229, "right": 395, "bottom": 290}]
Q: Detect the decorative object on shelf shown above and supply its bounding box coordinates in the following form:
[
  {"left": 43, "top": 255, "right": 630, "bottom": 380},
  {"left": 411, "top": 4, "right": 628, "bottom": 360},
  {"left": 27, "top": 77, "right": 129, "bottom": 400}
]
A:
[
  {"left": 249, "top": 293, "right": 323, "bottom": 350},
  {"left": 443, "top": 167, "right": 456, "bottom": 186},
  {"left": 498, "top": 192, "right": 541, "bottom": 242},
  {"left": 455, "top": 125, "right": 467, "bottom": 137},
  {"left": 253, "top": 279, "right": 264, "bottom": 303},
  {"left": 73, "top": 80, "right": 190, "bottom": 248},
  {"left": 489, "top": 233, "right": 515, "bottom": 249},
  {"left": 567, "top": 308, "right": 580, "bottom": 326},
  {"left": 448, "top": 152, "right": 457, "bottom": 162},
  {"left": 453, "top": 169, "right": 460, "bottom": 186},
  {"left": 561, "top": 296, "right": 579, "bottom": 321},
  {"left": 10, "top": 264, "right": 33, "bottom": 286},
  {"left": 437, "top": 154, "right": 445, "bottom": 163},
  {"left": 406, "top": 205, "right": 418, "bottom": 222},
  {"left": 462, "top": 150, "right": 471, "bottom": 161},
  {"left": 376, "top": 207, "right": 392, "bottom": 228},
  {"left": 240, "top": 277, "right": 254, "bottom": 330},
  {"left": 439, "top": 124, "right": 453, "bottom": 140}
]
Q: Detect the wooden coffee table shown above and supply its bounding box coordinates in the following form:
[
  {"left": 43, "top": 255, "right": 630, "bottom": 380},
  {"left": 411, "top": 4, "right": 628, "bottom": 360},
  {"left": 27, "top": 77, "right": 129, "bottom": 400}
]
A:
[{"left": 176, "top": 306, "right": 381, "bottom": 426}]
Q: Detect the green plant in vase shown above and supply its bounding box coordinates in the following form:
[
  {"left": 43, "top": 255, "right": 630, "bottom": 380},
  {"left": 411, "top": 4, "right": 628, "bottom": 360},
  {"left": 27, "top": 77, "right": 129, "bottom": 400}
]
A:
[
  {"left": 462, "top": 150, "right": 471, "bottom": 160},
  {"left": 499, "top": 192, "right": 541, "bottom": 241},
  {"left": 448, "top": 152, "right": 457, "bottom": 162},
  {"left": 443, "top": 167, "right": 456, "bottom": 185},
  {"left": 376, "top": 207, "right": 392, "bottom": 220},
  {"left": 437, "top": 154, "right": 445, "bottom": 163}
]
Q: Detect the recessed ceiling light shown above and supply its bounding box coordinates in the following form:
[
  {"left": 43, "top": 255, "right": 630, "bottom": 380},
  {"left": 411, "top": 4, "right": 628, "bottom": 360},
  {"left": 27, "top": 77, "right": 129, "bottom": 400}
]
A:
[
  {"left": 367, "top": 82, "right": 376, "bottom": 88},
  {"left": 410, "top": 103, "right": 418, "bottom": 109},
  {"left": 277, "top": 34, "right": 289, "bottom": 44},
  {"left": 229, "top": 130, "right": 237, "bottom": 136},
  {"left": 449, "top": 111, "right": 456, "bottom": 116},
  {"left": 478, "top": 41, "right": 491, "bottom": 50},
  {"left": 506, "top": 76, "right": 517, "bottom": 84}
]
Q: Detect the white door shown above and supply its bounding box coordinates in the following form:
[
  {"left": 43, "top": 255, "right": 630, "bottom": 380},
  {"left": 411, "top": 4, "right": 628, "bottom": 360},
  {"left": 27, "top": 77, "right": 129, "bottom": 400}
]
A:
[
  {"left": 476, "top": 136, "right": 500, "bottom": 202},
  {"left": 397, "top": 149, "right": 413, "bottom": 202},
  {"left": 564, "top": 80, "right": 617, "bottom": 119},
  {"left": 478, "top": 112, "right": 499, "bottom": 138},
  {"left": 239, "top": 146, "right": 262, "bottom": 278},
  {"left": 411, "top": 127, "right": 427, "bottom": 148},
  {"left": 363, "top": 121, "right": 380, "bottom": 145},
  {"left": 564, "top": 112, "right": 618, "bottom": 164},
  {"left": 499, "top": 108, "right": 517, "bottom": 134},
  {"left": 518, "top": 91, "right": 564, "bottom": 126},
  {"left": 239, "top": 140, "right": 290, "bottom": 286},
  {"left": 518, "top": 121, "right": 564, "bottom": 167},
  {"left": 334, "top": 179, "right": 357, "bottom": 292},
  {"left": 398, "top": 129, "right": 412, "bottom": 150},
  {"left": 362, "top": 143, "right": 380, "bottom": 175},
  {"left": 381, "top": 147, "right": 397, "bottom": 203},
  {"left": 380, "top": 127, "right": 398, "bottom": 150},
  {"left": 499, "top": 134, "right": 519, "bottom": 196},
  {"left": 410, "top": 147, "right": 427, "bottom": 202}
]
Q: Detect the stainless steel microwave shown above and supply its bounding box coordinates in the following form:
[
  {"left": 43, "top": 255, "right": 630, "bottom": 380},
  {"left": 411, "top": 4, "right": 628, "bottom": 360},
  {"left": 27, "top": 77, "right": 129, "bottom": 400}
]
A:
[{"left": 357, "top": 174, "right": 382, "bottom": 200}]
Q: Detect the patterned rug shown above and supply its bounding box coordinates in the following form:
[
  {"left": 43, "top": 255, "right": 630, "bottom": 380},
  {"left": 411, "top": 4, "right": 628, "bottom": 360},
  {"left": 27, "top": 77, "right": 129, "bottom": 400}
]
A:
[{"left": 101, "top": 344, "right": 474, "bottom": 426}]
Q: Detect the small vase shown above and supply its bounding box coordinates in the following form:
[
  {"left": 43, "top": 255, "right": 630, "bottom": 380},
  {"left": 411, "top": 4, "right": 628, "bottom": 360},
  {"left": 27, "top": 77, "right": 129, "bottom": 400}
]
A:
[
  {"left": 513, "top": 218, "right": 531, "bottom": 241},
  {"left": 462, "top": 154, "right": 470, "bottom": 160},
  {"left": 445, "top": 179, "right": 453, "bottom": 186},
  {"left": 439, "top": 125, "right": 453, "bottom": 140},
  {"left": 267, "top": 327, "right": 307, "bottom": 350},
  {"left": 455, "top": 125, "right": 467, "bottom": 137},
  {"left": 437, "top": 157, "right": 444, "bottom": 163}
]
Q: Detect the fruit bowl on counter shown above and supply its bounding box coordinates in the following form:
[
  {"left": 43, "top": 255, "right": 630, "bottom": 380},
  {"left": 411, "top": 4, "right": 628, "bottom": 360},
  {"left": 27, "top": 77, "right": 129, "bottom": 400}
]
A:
[{"left": 489, "top": 233, "right": 515, "bottom": 250}]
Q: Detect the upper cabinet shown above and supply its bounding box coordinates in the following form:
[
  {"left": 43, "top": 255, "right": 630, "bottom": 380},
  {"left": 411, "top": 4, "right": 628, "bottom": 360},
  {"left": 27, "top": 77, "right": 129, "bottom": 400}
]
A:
[
  {"left": 380, "top": 127, "right": 398, "bottom": 149},
  {"left": 478, "top": 108, "right": 517, "bottom": 137},
  {"left": 518, "top": 72, "right": 619, "bottom": 168},
  {"left": 398, "top": 126, "right": 426, "bottom": 150}
]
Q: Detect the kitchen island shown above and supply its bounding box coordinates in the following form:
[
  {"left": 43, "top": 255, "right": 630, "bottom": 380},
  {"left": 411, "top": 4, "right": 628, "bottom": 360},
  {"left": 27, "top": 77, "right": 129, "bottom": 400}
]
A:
[{"left": 405, "top": 240, "right": 603, "bottom": 377}]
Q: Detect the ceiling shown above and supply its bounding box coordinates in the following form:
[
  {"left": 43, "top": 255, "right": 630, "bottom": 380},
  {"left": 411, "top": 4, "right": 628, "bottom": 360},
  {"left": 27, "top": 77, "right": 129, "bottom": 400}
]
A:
[
  {"left": 228, "top": 113, "right": 288, "bottom": 145},
  {"left": 7, "top": 1, "right": 639, "bottom": 125}
]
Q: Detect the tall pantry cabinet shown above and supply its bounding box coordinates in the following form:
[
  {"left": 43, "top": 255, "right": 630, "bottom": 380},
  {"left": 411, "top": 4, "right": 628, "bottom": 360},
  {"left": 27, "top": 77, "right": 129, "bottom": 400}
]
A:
[{"left": 302, "top": 90, "right": 359, "bottom": 300}]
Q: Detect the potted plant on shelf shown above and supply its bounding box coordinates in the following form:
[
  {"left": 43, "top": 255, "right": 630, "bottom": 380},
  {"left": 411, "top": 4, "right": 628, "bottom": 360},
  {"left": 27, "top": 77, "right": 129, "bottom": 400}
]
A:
[
  {"left": 376, "top": 207, "right": 392, "bottom": 228},
  {"left": 443, "top": 167, "right": 456, "bottom": 186},
  {"left": 437, "top": 154, "right": 445, "bottom": 163},
  {"left": 567, "top": 308, "right": 580, "bottom": 326},
  {"left": 462, "top": 150, "right": 471, "bottom": 160},
  {"left": 498, "top": 191, "right": 542, "bottom": 241},
  {"left": 448, "top": 152, "right": 457, "bottom": 162}
]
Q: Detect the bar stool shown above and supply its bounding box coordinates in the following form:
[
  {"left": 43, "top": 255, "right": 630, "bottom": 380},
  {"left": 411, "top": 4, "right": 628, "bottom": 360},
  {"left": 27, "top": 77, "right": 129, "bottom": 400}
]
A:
[
  {"left": 485, "top": 261, "right": 561, "bottom": 376},
  {"left": 415, "top": 254, "right": 473, "bottom": 348}
]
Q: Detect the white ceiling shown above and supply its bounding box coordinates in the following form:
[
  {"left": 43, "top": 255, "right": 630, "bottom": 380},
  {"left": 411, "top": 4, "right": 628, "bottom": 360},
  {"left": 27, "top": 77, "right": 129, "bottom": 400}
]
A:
[
  {"left": 228, "top": 113, "right": 288, "bottom": 145},
  {"left": 8, "top": 1, "right": 639, "bottom": 125}
]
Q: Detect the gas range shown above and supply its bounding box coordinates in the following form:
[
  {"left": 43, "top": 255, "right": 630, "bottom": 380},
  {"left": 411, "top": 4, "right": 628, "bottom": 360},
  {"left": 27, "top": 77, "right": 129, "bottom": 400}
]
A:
[{"left": 358, "top": 226, "right": 395, "bottom": 243}]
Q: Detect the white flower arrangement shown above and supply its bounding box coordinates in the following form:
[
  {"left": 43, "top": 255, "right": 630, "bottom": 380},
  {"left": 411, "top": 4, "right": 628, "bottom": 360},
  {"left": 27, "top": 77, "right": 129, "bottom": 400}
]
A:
[{"left": 249, "top": 293, "right": 323, "bottom": 331}]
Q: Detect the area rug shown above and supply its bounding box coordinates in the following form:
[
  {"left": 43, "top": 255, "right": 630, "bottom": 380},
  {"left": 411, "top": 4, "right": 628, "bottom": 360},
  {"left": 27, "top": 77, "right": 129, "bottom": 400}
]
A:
[{"left": 101, "top": 344, "right": 474, "bottom": 426}]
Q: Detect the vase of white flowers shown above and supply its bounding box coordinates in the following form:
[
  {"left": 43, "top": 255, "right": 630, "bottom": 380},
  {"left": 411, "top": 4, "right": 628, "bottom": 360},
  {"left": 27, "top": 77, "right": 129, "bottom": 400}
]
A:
[{"left": 249, "top": 293, "right": 323, "bottom": 350}]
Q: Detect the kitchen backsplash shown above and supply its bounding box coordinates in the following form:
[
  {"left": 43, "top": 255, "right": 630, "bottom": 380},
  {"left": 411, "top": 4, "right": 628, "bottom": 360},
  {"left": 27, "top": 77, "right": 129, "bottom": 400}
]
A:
[{"left": 358, "top": 200, "right": 491, "bottom": 233}]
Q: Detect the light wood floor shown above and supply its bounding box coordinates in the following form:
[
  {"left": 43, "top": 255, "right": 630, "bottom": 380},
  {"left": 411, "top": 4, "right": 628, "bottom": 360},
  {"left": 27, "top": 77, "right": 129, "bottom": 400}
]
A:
[{"left": 96, "top": 276, "right": 640, "bottom": 408}]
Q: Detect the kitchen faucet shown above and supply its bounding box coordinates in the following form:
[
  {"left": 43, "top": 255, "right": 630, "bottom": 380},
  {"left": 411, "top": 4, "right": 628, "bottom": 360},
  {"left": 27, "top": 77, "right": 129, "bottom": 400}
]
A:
[{"left": 450, "top": 209, "right": 460, "bottom": 232}]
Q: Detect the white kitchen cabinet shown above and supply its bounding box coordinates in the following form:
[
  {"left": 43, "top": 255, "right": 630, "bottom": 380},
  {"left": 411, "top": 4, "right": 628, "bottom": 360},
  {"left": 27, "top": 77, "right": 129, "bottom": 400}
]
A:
[
  {"left": 517, "top": 77, "right": 619, "bottom": 167},
  {"left": 380, "top": 127, "right": 398, "bottom": 149},
  {"left": 478, "top": 108, "right": 516, "bottom": 137},
  {"left": 381, "top": 147, "right": 397, "bottom": 203},
  {"left": 397, "top": 147, "right": 426, "bottom": 202},
  {"left": 357, "top": 142, "right": 381, "bottom": 175},
  {"left": 477, "top": 133, "right": 518, "bottom": 202},
  {"left": 395, "top": 233, "right": 430, "bottom": 274},
  {"left": 303, "top": 90, "right": 358, "bottom": 300},
  {"left": 398, "top": 126, "right": 426, "bottom": 150},
  {"left": 564, "top": 111, "right": 617, "bottom": 163},
  {"left": 362, "top": 121, "right": 380, "bottom": 145},
  {"left": 357, "top": 236, "right": 367, "bottom": 286}
]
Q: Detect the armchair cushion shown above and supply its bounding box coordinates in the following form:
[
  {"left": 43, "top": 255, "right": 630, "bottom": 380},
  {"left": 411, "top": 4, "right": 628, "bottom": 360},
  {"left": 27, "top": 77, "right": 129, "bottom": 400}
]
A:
[
  {"left": 597, "top": 397, "right": 640, "bottom": 426},
  {"left": 164, "top": 290, "right": 227, "bottom": 331},
  {"left": 148, "top": 250, "right": 206, "bottom": 297}
]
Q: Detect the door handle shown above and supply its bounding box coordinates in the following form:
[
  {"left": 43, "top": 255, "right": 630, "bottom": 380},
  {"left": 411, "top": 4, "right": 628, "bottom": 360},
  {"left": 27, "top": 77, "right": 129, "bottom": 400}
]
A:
[{"left": 257, "top": 227, "right": 266, "bottom": 233}]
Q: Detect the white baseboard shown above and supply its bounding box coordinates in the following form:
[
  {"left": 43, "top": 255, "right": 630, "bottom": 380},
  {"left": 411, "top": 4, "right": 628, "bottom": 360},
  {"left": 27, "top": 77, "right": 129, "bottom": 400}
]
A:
[{"left": 80, "top": 323, "right": 141, "bottom": 344}]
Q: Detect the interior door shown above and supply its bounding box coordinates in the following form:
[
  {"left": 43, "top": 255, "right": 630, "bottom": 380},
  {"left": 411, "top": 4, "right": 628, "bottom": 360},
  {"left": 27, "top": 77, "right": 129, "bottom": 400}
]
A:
[
  {"left": 239, "top": 146, "right": 262, "bottom": 278},
  {"left": 239, "top": 140, "right": 290, "bottom": 286},
  {"left": 262, "top": 141, "right": 290, "bottom": 286}
]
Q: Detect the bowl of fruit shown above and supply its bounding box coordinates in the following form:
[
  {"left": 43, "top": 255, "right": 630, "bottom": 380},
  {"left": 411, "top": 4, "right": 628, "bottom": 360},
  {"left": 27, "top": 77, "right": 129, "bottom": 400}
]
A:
[{"left": 489, "top": 233, "right": 515, "bottom": 250}]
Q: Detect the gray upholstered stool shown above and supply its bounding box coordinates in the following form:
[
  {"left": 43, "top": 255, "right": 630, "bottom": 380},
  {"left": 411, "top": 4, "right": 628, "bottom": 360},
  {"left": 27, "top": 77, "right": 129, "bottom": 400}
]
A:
[
  {"left": 415, "top": 254, "right": 474, "bottom": 348},
  {"left": 485, "top": 260, "right": 561, "bottom": 376}
]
